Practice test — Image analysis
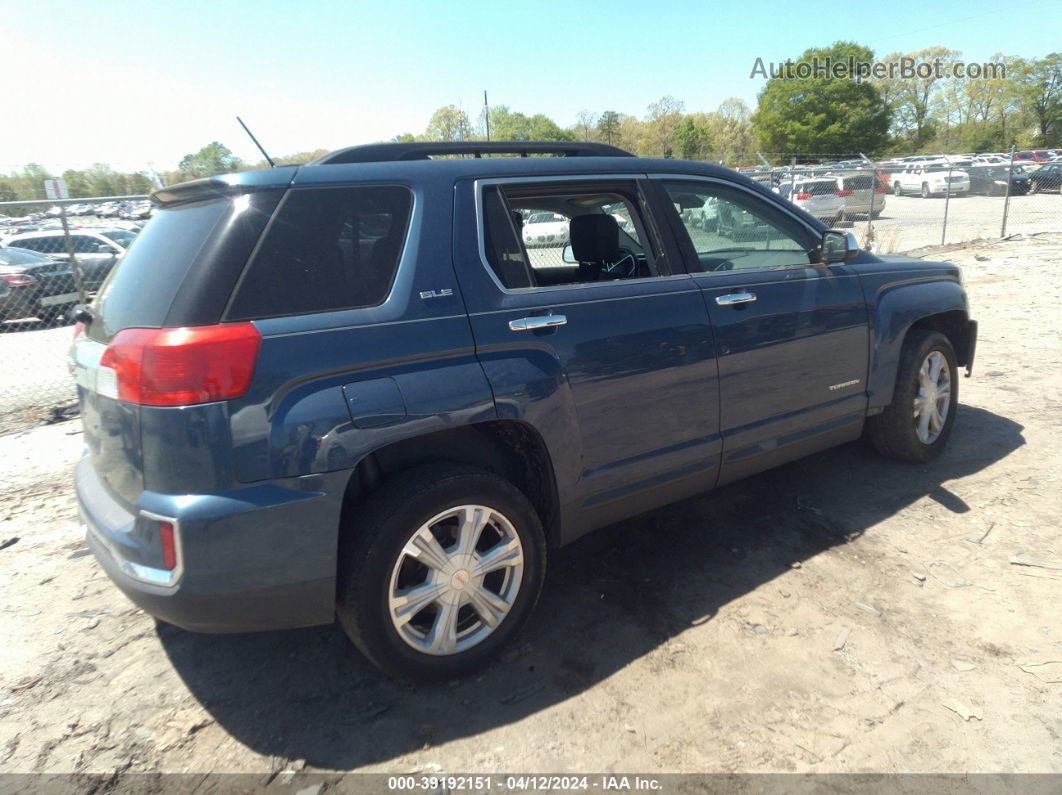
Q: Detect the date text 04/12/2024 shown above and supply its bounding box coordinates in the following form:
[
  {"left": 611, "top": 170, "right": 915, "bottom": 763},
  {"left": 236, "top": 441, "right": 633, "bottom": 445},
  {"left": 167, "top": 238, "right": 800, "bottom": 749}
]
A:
[{"left": 386, "top": 775, "right": 664, "bottom": 791}]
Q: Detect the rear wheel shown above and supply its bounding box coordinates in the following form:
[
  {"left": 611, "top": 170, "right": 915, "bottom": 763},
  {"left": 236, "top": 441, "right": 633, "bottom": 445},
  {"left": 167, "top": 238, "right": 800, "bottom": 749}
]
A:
[
  {"left": 337, "top": 463, "right": 546, "bottom": 681},
  {"left": 1029, "top": 180, "right": 1040, "bottom": 194},
  {"left": 893, "top": 181, "right": 902, "bottom": 196},
  {"left": 921, "top": 183, "right": 931, "bottom": 198},
  {"left": 867, "top": 330, "right": 958, "bottom": 463}
]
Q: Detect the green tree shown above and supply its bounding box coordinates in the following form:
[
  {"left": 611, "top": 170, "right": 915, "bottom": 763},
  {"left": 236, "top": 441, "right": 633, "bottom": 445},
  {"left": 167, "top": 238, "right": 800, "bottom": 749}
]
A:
[
  {"left": 176, "top": 142, "right": 243, "bottom": 180},
  {"left": 424, "top": 105, "right": 473, "bottom": 140},
  {"left": 677, "top": 114, "right": 713, "bottom": 160},
  {"left": 575, "top": 110, "right": 597, "bottom": 141},
  {"left": 597, "top": 111, "right": 621, "bottom": 145},
  {"left": 754, "top": 42, "right": 891, "bottom": 157},
  {"left": 644, "top": 95, "right": 686, "bottom": 157},
  {"left": 1012, "top": 54, "right": 1062, "bottom": 145}
]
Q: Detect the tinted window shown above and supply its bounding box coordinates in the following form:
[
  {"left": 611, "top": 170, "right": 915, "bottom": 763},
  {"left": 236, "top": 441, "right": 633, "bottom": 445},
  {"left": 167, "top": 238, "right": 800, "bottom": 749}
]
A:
[
  {"left": 92, "top": 197, "right": 239, "bottom": 340},
  {"left": 72, "top": 236, "right": 105, "bottom": 253},
  {"left": 482, "top": 187, "right": 532, "bottom": 289},
  {"left": 226, "top": 186, "right": 412, "bottom": 320},
  {"left": 101, "top": 229, "right": 137, "bottom": 248},
  {"left": 6, "top": 238, "right": 46, "bottom": 252}
]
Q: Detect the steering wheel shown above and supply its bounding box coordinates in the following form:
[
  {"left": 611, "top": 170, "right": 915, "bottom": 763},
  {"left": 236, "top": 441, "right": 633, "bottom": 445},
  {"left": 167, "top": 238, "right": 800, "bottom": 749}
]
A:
[{"left": 598, "top": 247, "right": 638, "bottom": 279}]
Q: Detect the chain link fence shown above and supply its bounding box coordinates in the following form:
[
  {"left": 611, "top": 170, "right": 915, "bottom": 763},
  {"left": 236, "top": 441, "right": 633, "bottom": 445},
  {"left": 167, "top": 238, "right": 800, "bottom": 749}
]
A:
[
  {"left": 0, "top": 195, "right": 149, "bottom": 432},
  {"left": 2, "top": 151, "right": 1061, "bottom": 433}
]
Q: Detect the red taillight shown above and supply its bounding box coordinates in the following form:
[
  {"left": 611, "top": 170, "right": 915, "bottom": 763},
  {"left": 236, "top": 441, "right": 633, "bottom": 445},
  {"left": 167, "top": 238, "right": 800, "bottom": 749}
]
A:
[
  {"left": 159, "top": 521, "right": 177, "bottom": 571},
  {"left": 874, "top": 185, "right": 888, "bottom": 194},
  {"left": 0, "top": 273, "right": 37, "bottom": 287},
  {"left": 99, "top": 323, "right": 260, "bottom": 406},
  {"left": 795, "top": 192, "right": 813, "bottom": 200},
  {"left": 835, "top": 189, "right": 854, "bottom": 197}
]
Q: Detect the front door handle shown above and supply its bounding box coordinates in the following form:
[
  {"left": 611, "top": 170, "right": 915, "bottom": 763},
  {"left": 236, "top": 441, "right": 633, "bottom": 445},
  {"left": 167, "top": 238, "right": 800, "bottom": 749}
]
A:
[
  {"left": 509, "top": 314, "right": 567, "bottom": 332},
  {"left": 715, "top": 292, "right": 757, "bottom": 306}
]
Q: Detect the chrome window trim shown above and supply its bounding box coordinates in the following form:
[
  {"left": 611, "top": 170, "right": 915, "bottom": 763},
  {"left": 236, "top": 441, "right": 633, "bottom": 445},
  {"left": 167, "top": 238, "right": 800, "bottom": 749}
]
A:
[{"left": 473, "top": 173, "right": 696, "bottom": 296}]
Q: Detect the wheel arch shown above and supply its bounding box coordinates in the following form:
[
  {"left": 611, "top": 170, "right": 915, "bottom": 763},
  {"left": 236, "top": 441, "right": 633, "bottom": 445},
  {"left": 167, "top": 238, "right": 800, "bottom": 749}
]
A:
[
  {"left": 867, "top": 280, "right": 971, "bottom": 410},
  {"left": 337, "top": 420, "right": 562, "bottom": 560}
]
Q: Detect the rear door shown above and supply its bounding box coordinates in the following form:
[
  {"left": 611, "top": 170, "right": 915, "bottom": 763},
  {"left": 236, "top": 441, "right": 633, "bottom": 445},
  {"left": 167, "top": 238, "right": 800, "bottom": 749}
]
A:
[
  {"left": 656, "top": 176, "right": 870, "bottom": 485},
  {"left": 453, "top": 175, "right": 721, "bottom": 539}
]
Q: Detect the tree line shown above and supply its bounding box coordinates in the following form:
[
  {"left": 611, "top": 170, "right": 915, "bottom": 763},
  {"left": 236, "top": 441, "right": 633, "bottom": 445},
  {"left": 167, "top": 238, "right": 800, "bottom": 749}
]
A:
[{"left": 2, "top": 41, "right": 1057, "bottom": 209}]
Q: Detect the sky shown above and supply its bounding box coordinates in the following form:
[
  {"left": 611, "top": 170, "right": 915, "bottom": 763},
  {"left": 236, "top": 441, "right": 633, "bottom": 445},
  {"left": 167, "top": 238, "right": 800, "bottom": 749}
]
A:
[{"left": 1, "top": 0, "right": 1059, "bottom": 173}]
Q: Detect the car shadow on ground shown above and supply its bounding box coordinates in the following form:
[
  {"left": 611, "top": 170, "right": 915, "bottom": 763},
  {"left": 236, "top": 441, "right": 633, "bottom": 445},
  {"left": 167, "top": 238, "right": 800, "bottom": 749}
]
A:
[{"left": 158, "top": 404, "right": 1023, "bottom": 769}]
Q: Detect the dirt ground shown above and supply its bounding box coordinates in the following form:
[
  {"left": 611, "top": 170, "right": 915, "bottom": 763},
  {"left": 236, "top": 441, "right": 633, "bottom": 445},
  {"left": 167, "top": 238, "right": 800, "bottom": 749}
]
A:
[{"left": 1, "top": 234, "right": 1060, "bottom": 779}]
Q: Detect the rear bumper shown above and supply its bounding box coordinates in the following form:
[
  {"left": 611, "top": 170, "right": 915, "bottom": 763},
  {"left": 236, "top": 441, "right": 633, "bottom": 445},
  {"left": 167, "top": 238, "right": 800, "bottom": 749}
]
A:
[{"left": 76, "top": 455, "right": 341, "bottom": 633}]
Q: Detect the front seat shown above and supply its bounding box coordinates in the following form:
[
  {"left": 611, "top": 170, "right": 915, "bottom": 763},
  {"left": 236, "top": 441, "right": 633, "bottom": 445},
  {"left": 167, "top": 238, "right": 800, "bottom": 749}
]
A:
[{"left": 569, "top": 214, "right": 621, "bottom": 281}]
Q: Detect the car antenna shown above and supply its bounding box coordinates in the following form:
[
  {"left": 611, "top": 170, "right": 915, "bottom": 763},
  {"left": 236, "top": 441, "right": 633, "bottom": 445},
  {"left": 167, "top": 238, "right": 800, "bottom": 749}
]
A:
[{"left": 236, "top": 116, "right": 275, "bottom": 168}]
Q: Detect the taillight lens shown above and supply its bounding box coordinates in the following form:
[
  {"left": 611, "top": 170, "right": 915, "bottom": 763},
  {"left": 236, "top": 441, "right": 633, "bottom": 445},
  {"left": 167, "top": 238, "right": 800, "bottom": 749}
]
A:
[
  {"left": 0, "top": 273, "right": 37, "bottom": 287},
  {"left": 835, "top": 189, "right": 854, "bottom": 197},
  {"left": 159, "top": 521, "right": 177, "bottom": 571},
  {"left": 874, "top": 185, "right": 888, "bottom": 194},
  {"left": 98, "top": 323, "right": 260, "bottom": 406},
  {"left": 795, "top": 192, "right": 813, "bottom": 200}
]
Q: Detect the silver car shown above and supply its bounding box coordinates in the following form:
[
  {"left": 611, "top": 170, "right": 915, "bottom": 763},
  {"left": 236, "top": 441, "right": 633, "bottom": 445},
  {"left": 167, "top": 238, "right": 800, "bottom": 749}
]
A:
[
  {"left": 775, "top": 178, "right": 845, "bottom": 224},
  {"left": 831, "top": 172, "right": 887, "bottom": 219}
]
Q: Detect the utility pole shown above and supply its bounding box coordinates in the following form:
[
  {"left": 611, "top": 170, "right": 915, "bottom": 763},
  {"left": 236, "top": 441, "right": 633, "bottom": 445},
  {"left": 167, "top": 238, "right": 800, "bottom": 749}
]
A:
[{"left": 484, "top": 91, "right": 490, "bottom": 141}]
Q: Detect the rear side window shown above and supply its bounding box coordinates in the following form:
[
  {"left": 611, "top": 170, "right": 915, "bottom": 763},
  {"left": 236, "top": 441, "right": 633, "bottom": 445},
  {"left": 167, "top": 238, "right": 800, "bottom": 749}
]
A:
[
  {"left": 92, "top": 198, "right": 238, "bottom": 341},
  {"left": 226, "top": 186, "right": 412, "bottom": 320}
]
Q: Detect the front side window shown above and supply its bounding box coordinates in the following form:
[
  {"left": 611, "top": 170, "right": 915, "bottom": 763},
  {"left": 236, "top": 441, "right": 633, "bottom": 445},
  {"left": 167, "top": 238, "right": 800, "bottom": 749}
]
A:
[
  {"left": 662, "top": 180, "right": 814, "bottom": 272},
  {"left": 227, "top": 185, "right": 412, "bottom": 319},
  {"left": 481, "top": 180, "right": 664, "bottom": 288}
]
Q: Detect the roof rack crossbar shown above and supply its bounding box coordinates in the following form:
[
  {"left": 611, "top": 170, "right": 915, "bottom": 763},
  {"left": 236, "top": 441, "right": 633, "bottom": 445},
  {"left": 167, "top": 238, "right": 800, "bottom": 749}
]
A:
[{"left": 313, "top": 141, "right": 633, "bottom": 165}]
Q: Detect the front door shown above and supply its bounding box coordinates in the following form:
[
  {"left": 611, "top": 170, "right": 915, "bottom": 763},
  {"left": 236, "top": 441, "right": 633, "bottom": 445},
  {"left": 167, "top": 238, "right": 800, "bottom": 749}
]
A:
[
  {"left": 656, "top": 177, "right": 870, "bottom": 484},
  {"left": 452, "top": 176, "right": 721, "bottom": 539}
]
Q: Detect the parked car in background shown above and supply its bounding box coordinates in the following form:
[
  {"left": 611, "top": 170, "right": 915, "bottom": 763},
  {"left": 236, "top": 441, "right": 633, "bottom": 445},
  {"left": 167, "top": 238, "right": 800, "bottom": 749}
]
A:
[
  {"left": 830, "top": 172, "right": 887, "bottom": 218},
  {"left": 3, "top": 228, "right": 132, "bottom": 291},
  {"left": 684, "top": 196, "right": 719, "bottom": 231},
  {"left": 891, "top": 165, "right": 969, "bottom": 198},
  {"left": 965, "top": 165, "right": 1031, "bottom": 196},
  {"left": 521, "top": 211, "right": 570, "bottom": 247},
  {"left": 0, "top": 246, "right": 78, "bottom": 324},
  {"left": 775, "top": 178, "right": 845, "bottom": 224},
  {"left": 1027, "top": 162, "right": 1062, "bottom": 193}
]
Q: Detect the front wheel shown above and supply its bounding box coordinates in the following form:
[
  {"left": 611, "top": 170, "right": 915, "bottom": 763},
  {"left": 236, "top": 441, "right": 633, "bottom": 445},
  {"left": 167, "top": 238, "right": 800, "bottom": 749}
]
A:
[
  {"left": 337, "top": 463, "right": 546, "bottom": 681},
  {"left": 866, "top": 330, "right": 958, "bottom": 463},
  {"left": 893, "top": 181, "right": 902, "bottom": 196},
  {"left": 921, "top": 183, "right": 931, "bottom": 198}
]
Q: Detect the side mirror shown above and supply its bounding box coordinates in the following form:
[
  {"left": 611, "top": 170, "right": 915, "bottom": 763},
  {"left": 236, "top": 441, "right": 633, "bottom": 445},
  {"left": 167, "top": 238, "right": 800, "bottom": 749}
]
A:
[
  {"left": 561, "top": 244, "right": 577, "bottom": 264},
  {"left": 821, "top": 230, "right": 857, "bottom": 264},
  {"left": 96, "top": 244, "right": 117, "bottom": 255}
]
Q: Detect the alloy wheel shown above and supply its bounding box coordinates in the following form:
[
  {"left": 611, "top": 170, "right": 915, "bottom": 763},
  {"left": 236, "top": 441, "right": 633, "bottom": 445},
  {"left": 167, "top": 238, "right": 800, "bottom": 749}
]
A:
[
  {"left": 387, "top": 504, "right": 524, "bottom": 656},
  {"left": 913, "top": 350, "right": 952, "bottom": 444}
]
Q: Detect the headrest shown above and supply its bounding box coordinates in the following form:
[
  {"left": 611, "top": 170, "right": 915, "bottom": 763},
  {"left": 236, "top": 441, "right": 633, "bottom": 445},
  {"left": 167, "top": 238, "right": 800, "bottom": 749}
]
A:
[{"left": 570, "top": 214, "right": 620, "bottom": 263}]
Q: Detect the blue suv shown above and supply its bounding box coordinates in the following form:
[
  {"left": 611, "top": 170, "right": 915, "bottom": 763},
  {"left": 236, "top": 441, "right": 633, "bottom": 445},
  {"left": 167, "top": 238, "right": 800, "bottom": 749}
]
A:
[{"left": 71, "top": 141, "right": 976, "bottom": 680}]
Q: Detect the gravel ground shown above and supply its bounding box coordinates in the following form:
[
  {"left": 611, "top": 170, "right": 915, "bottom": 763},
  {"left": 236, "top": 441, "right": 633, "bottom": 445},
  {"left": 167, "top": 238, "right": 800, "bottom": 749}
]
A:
[{"left": 0, "top": 234, "right": 1060, "bottom": 782}]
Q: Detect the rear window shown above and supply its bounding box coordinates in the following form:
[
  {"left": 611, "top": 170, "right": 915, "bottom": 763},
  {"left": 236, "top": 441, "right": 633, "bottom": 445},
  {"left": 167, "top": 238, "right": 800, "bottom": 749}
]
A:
[
  {"left": 226, "top": 186, "right": 413, "bottom": 320},
  {"left": 92, "top": 198, "right": 238, "bottom": 340},
  {"left": 842, "top": 175, "right": 875, "bottom": 190}
]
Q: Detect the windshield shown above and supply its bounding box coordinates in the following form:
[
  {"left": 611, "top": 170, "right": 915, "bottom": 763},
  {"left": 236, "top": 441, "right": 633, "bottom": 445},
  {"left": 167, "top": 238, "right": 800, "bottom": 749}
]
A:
[{"left": 99, "top": 229, "right": 137, "bottom": 248}]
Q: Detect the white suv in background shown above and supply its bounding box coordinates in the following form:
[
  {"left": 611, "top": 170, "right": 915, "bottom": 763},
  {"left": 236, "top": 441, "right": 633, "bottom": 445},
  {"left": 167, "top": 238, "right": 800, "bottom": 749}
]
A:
[{"left": 891, "top": 165, "right": 970, "bottom": 198}]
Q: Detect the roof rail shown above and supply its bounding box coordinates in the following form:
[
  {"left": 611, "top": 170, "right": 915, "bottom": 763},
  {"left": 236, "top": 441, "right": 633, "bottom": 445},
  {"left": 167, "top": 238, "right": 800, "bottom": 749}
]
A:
[{"left": 313, "top": 141, "right": 634, "bottom": 165}]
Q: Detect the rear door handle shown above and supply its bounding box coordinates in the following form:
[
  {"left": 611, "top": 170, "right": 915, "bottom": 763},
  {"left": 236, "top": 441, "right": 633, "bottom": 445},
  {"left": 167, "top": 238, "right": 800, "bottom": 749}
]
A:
[
  {"left": 509, "top": 314, "right": 567, "bottom": 332},
  {"left": 715, "top": 292, "right": 757, "bottom": 306}
]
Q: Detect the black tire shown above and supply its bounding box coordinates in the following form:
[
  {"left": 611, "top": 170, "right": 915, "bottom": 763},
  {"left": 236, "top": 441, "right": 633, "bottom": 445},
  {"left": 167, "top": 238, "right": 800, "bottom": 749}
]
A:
[
  {"left": 870, "top": 210, "right": 882, "bottom": 219},
  {"left": 866, "top": 330, "right": 959, "bottom": 463},
  {"left": 921, "top": 183, "right": 931, "bottom": 198},
  {"left": 336, "top": 463, "right": 546, "bottom": 682},
  {"left": 1028, "top": 180, "right": 1040, "bottom": 194},
  {"left": 893, "top": 181, "right": 902, "bottom": 196}
]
